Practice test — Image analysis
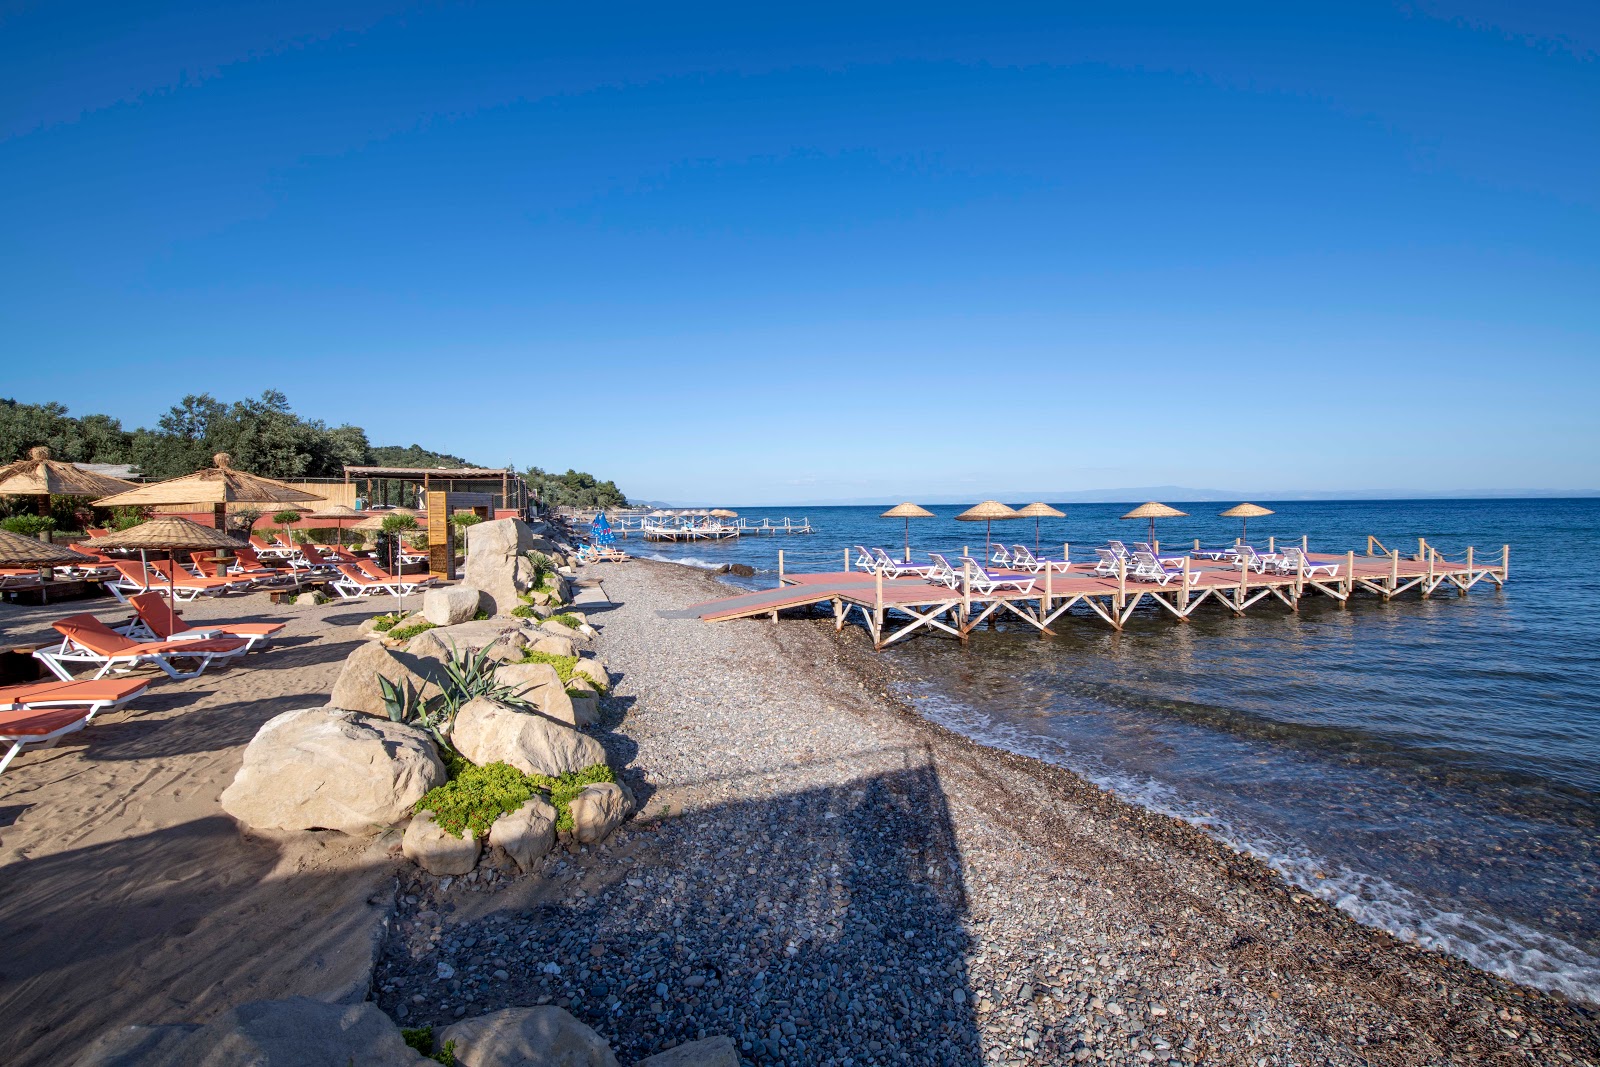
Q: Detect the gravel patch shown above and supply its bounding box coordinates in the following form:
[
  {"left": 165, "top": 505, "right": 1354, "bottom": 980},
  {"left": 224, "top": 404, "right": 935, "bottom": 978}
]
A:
[{"left": 374, "top": 560, "right": 1600, "bottom": 1066}]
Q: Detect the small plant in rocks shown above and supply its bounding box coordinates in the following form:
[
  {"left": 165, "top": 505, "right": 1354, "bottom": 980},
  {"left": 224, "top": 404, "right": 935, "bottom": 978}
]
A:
[
  {"left": 518, "top": 649, "right": 578, "bottom": 685},
  {"left": 371, "top": 612, "right": 407, "bottom": 633},
  {"left": 387, "top": 619, "right": 438, "bottom": 642},
  {"left": 510, "top": 604, "right": 538, "bottom": 618},
  {"left": 400, "top": 1025, "right": 456, "bottom": 1065},
  {"left": 543, "top": 612, "right": 582, "bottom": 630},
  {"left": 414, "top": 759, "right": 615, "bottom": 838}
]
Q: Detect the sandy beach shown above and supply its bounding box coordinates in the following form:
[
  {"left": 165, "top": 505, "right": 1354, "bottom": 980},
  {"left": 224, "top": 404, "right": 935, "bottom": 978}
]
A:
[{"left": 2, "top": 564, "right": 1597, "bottom": 1065}]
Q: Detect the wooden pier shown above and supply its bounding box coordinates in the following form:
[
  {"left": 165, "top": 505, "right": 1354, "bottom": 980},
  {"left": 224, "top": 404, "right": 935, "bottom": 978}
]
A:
[{"left": 687, "top": 540, "right": 1510, "bottom": 651}]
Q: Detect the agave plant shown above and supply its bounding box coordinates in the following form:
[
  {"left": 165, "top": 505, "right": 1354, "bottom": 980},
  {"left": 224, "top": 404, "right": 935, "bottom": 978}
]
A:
[
  {"left": 378, "top": 674, "right": 455, "bottom": 756},
  {"left": 436, "top": 641, "right": 537, "bottom": 723}
]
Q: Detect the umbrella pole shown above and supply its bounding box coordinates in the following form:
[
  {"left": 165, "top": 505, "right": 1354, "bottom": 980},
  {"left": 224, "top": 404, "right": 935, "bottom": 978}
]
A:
[
  {"left": 167, "top": 549, "right": 176, "bottom": 603},
  {"left": 139, "top": 549, "right": 150, "bottom": 594},
  {"left": 904, "top": 517, "right": 910, "bottom": 562},
  {"left": 1035, "top": 517, "right": 1041, "bottom": 553}
]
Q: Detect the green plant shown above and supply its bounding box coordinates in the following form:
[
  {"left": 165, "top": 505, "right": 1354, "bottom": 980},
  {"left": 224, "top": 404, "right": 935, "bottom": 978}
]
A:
[
  {"left": 525, "top": 550, "right": 555, "bottom": 588},
  {"left": 371, "top": 612, "right": 406, "bottom": 633},
  {"left": 229, "top": 506, "right": 262, "bottom": 535},
  {"left": 378, "top": 674, "right": 453, "bottom": 755},
  {"left": 543, "top": 612, "right": 581, "bottom": 630},
  {"left": 415, "top": 761, "right": 616, "bottom": 838},
  {"left": 473, "top": 609, "right": 490, "bottom": 620},
  {"left": 0, "top": 514, "right": 55, "bottom": 537},
  {"left": 400, "top": 1026, "right": 457, "bottom": 1065},
  {"left": 387, "top": 620, "right": 438, "bottom": 642},
  {"left": 510, "top": 603, "right": 538, "bottom": 618},
  {"left": 271, "top": 509, "right": 303, "bottom": 545},
  {"left": 436, "top": 642, "right": 536, "bottom": 721},
  {"left": 110, "top": 506, "right": 148, "bottom": 531},
  {"left": 519, "top": 649, "right": 578, "bottom": 685}
]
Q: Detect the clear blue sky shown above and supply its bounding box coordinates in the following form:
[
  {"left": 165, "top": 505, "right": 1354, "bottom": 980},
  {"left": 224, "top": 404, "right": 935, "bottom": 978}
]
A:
[{"left": 2, "top": 1, "right": 1596, "bottom": 505}]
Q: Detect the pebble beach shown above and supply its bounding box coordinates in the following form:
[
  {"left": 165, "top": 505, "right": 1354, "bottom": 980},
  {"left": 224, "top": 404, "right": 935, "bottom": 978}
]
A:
[{"left": 373, "top": 559, "right": 1600, "bottom": 1066}]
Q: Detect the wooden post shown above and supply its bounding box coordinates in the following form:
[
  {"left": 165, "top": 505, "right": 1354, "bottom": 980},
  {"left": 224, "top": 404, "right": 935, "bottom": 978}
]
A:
[
  {"left": 1461, "top": 545, "right": 1472, "bottom": 596},
  {"left": 874, "top": 566, "right": 884, "bottom": 642},
  {"left": 1115, "top": 556, "right": 1126, "bottom": 616},
  {"left": 1064, "top": 543, "right": 1070, "bottom": 565},
  {"left": 961, "top": 559, "right": 972, "bottom": 628},
  {"left": 1424, "top": 546, "right": 1435, "bottom": 597},
  {"left": 1367, "top": 535, "right": 1374, "bottom": 557},
  {"left": 1238, "top": 550, "right": 1248, "bottom": 613},
  {"left": 1502, "top": 544, "right": 1510, "bottom": 578},
  {"left": 1301, "top": 534, "right": 1308, "bottom": 552},
  {"left": 1389, "top": 548, "right": 1399, "bottom": 598},
  {"left": 778, "top": 549, "right": 785, "bottom": 585},
  {"left": 844, "top": 548, "right": 850, "bottom": 573},
  {"left": 1294, "top": 547, "right": 1304, "bottom": 604},
  {"left": 1153, "top": 537, "right": 1159, "bottom": 554},
  {"left": 1268, "top": 535, "right": 1275, "bottom": 553},
  {"left": 1342, "top": 550, "right": 1354, "bottom": 607},
  {"left": 1178, "top": 556, "right": 1191, "bottom": 613},
  {"left": 1418, "top": 537, "right": 1427, "bottom": 562},
  {"left": 1194, "top": 538, "right": 1200, "bottom": 551}
]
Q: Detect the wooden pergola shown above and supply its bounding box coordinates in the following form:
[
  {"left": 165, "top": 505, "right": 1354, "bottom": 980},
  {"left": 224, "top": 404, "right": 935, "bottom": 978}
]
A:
[{"left": 342, "top": 466, "right": 531, "bottom": 514}]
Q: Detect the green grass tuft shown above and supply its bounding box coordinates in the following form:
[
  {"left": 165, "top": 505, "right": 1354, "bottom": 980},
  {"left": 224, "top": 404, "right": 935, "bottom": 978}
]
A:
[
  {"left": 388, "top": 620, "right": 438, "bottom": 642},
  {"left": 518, "top": 649, "right": 577, "bottom": 684},
  {"left": 415, "top": 760, "right": 616, "bottom": 838},
  {"left": 543, "top": 612, "right": 582, "bottom": 629}
]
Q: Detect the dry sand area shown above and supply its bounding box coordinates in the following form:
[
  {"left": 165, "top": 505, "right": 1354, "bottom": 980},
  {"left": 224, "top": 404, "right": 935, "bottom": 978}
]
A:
[{"left": 0, "top": 593, "right": 400, "bottom": 1063}]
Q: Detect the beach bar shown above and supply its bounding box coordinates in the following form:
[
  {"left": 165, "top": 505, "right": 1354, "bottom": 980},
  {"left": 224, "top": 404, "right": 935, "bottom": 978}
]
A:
[{"left": 688, "top": 538, "right": 1510, "bottom": 650}]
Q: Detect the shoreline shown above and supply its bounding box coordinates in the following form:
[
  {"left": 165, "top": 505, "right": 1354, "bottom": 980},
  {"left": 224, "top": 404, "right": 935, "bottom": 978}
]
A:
[{"left": 379, "top": 558, "right": 1600, "bottom": 1064}]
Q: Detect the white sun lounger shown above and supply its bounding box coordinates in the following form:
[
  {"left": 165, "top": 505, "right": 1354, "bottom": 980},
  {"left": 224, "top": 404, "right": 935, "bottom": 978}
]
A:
[{"left": 958, "top": 557, "right": 1037, "bottom": 595}]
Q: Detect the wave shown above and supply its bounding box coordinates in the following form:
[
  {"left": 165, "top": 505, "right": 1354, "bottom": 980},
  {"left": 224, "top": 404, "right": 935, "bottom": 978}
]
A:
[{"left": 905, "top": 686, "right": 1600, "bottom": 1005}]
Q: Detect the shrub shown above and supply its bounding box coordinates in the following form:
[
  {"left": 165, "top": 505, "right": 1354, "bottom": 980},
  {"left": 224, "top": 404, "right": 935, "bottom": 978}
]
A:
[
  {"left": 0, "top": 515, "right": 55, "bottom": 537},
  {"left": 414, "top": 761, "right": 616, "bottom": 838},
  {"left": 519, "top": 649, "right": 577, "bottom": 685},
  {"left": 387, "top": 620, "right": 437, "bottom": 642},
  {"left": 510, "top": 604, "right": 538, "bottom": 618},
  {"left": 372, "top": 612, "right": 407, "bottom": 633},
  {"left": 110, "top": 506, "right": 148, "bottom": 531},
  {"left": 473, "top": 609, "right": 490, "bottom": 621},
  {"left": 543, "top": 613, "right": 582, "bottom": 630},
  {"left": 400, "top": 1025, "right": 456, "bottom": 1065}
]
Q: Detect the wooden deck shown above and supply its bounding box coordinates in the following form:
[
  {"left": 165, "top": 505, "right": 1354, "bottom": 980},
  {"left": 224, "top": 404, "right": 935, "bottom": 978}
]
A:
[{"left": 688, "top": 544, "right": 1510, "bottom": 650}]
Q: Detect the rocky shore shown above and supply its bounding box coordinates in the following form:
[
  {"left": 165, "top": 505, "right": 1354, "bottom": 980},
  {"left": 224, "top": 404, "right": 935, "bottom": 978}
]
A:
[{"left": 375, "top": 559, "right": 1600, "bottom": 1066}]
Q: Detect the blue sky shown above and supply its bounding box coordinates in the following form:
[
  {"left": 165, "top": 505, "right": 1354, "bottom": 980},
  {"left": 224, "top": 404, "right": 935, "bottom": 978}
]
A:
[{"left": 2, "top": 1, "right": 1596, "bottom": 505}]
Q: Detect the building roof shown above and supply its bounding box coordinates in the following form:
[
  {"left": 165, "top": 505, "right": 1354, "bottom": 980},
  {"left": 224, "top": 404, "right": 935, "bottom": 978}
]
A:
[{"left": 343, "top": 466, "right": 517, "bottom": 479}]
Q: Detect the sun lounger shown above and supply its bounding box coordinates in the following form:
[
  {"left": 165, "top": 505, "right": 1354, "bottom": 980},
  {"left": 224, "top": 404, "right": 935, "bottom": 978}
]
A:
[
  {"left": 125, "top": 592, "right": 286, "bottom": 651},
  {"left": 926, "top": 553, "right": 963, "bottom": 589},
  {"left": 853, "top": 546, "right": 879, "bottom": 572},
  {"left": 354, "top": 559, "right": 436, "bottom": 588},
  {"left": 1128, "top": 551, "right": 1200, "bottom": 587},
  {"left": 225, "top": 546, "right": 294, "bottom": 580},
  {"left": 331, "top": 564, "right": 429, "bottom": 599},
  {"left": 590, "top": 545, "right": 630, "bottom": 563},
  {"left": 1232, "top": 545, "right": 1278, "bottom": 573},
  {"left": 1092, "top": 548, "right": 1124, "bottom": 577},
  {"left": 958, "top": 557, "right": 1038, "bottom": 595},
  {"left": 1009, "top": 545, "right": 1071, "bottom": 573},
  {"left": 149, "top": 558, "right": 256, "bottom": 593},
  {"left": 0, "top": 677, "right": 151, "bottom": 777},
  {"left": 870, "top": 548, "right": 936, "bottom": 578},
  {"left": 110, "top": 560, "right": 230, "bottom": 602},
  {"left": 36, "top": 613, "right": 249, "bottom": 680},
  {"left": 249, "top": 536, "right": 293, "bottom": 559},
  {"left": 1272, "top": 546, "right": 1338, "bottom": 577},
  {"left": 989, "top": 545, "right": 1015, "bottom": 567},
  {"left": 1133, "top": 542, "right": 1186, "bottom": 566}
]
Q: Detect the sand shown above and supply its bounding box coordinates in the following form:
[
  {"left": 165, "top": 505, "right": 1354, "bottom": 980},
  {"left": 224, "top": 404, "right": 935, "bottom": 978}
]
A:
[{"left": 0, "top": 591, "right": 403, "bottom": 1063}]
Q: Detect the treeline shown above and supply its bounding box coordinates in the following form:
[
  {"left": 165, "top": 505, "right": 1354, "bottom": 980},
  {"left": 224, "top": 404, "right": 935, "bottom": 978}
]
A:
[{"left": 0, "top": 393, "right": 628, "bottom": 507}]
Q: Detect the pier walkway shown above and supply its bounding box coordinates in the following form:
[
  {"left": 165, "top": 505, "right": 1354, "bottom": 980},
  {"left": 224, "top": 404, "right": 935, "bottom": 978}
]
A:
[{"left": 688, "top": 544, "right": 1509, "bottom": 650}]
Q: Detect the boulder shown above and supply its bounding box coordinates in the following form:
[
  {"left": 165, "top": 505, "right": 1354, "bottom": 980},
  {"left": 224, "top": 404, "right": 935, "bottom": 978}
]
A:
[
  {"left": 406, "top": 621, "right": 530, "bottom": 665},
  {"left": 531, "top": 633, "right": 576, "bottom": 658},
  {"left": 495, "top": 662, "right": 577, "bottom": 726},
  {"left": 540, "top": 620, "right": 590, "bottom": 645},
  {"left": 634, "top": 1036, "right": 741, "bottom": 1067},
  {"left": 568, "top": 782, "right": 630, "bottom": 844},
  {"left": 422, "top": 585, "right": 484, "bottom": 627},
  {"left": 488, "top": 796, "right": 557, "bottom": 872},
  {"left": 220, "top": 709, "right": 445, "bottom": 836},
  {"left": 728, "top": 563, "right": 757, "bottom": 578},
  {"left": 437, "top": 1007, "right": 619, "bottom": 1067},
  {"left": 571, "top": 656, "right": 611, "bottom": 691},
  {"left": 564, "top": 678, "right": 599, "bottom": 728},
  {"left": 465, "top": 519, "right": 539, "bottom": 616},
  {"left": 73, "top": 997, "right": 433, "bottom": 1066},
  {"left": 293, "top": 591, "right": 326, "bottom": 606},
  {"left": 328, "top": 641, "right": 447, "bottom": 719},
  {"left": 402, "top": 809, "right": 480, "bottom": 875},
  {"left": 525, "top": 535, "right": 566, "bottom": 557},
  {"left": 451, "top": 697, "right": 606, "bottom": 777}
]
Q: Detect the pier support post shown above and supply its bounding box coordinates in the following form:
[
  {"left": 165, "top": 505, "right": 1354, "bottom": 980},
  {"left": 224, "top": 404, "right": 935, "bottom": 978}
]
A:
[
  {"left": 1418, "top": 537, "right": 1427, "bottom": 562},
  {"left": 1043, "top": 564, "right": 1053, "bottom": 620},
  {"left": 1463, "top": 546, "right": 1472, "bottom": 596},
  {"left": 1268, "top": 535, "right": 1275, "bottom": 553},
  {"left": 961, "top": 560, "right": 972, "bottom": 638},
  {"left": 833, "top": 598, "right": 844, "bottom": 631},
  {"left": 1502, "top": 544, "right": 1510, "bottom": 580},
  {"left": 778, "top": 550, "right": 785, "bottom": 586},
  {"left": 1424, "top": 547, "right": 1436, "bottom": 597},
  {"left": 873, "top": 568, "right": 884, "bottom": 647},
  {"left": 1236, "top": 554, "right": 1248, "bottom": 616},
  {"left": 1342, "top": 550, "right": 1354, "bottom": 607},
  {"left": 844, "top": 548, "right": 850, "bottom": 573},
  {"left": 1388, "top": 549, "right": 1399, "bottom": 599},
  {"left": 1115, "top": 556, "right": 1126, "bottom": 618},
  {"left": 1178, "top": 556, "right": 1191, "bottom": 616}
]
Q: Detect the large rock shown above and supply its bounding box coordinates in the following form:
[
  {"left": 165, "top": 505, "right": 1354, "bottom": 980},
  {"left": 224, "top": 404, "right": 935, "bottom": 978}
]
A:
[
  {"left": 568, "top": 782, "right": 630, "bottom": 845},
  {"left": 464, "top": 518, "right": 539, "bottom": 616},
  {"left": 564, "top": 677, "right": 599, "bottom": 728},
  {"left": 402, "top": 809, "right": 480, "bottom": 875},
  {"left": 220, "top": 708, "right": 446, "bottom": 836},
  {"left": 496, "top": 662, "right": 577, "bottom": 726},
  {"left": 73, "top": 997, "right": 433, "bottom": 1066},
  {"left": 451, "top": 697, "right": 606, "bottom": 777},
  {"left": 422, "top": 585, "right": 484, "bottom": 627},
  {"left": 437, "top": 1006, "right": 619, "bottom": 1067},
  {"left": 406, "top": 620, "right": 531, "bottom": 665},
  {"left": 488, "top": 796, "right": 557, "bottom": 872},
  {"left": 634, "top": 1036, "right": 740, "bottom": 1067},
  {"left": 531, "top": 633, "right": 576, "bottom": 658},
  {"left": 571, "top": 656, "right": 611, "bottom": 691},
  {"left": 328, "top": 641, "right": 447, "bottom": 719}
]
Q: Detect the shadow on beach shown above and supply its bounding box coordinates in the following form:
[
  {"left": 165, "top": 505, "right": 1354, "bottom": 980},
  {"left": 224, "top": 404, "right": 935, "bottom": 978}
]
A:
[{"left": 378, "top": 757, "right": 982, "bottom": 1065}]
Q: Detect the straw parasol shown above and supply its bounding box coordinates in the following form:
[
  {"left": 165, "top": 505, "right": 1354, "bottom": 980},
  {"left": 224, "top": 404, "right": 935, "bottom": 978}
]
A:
[
  {"left": 1219, "top": 502, "right": 1274, "bottom": 543},
  {"left": 709, "top": 508, "right": 738, "bottom": 518},
  {"left": 0, "top": 446, "right": 136, "bottom": 519},
  {"left": 87, "top": 516, "right": 244, "bottom": 600},
  {"left": 94, "top": 452, "right": 322, "bottom": 532},
  {"left": 0, "top": 528, "right": 93, "bottom": 569},
  {"left": 880, "top": 502, "right": 934, "bottom": 561},
  {"left": 955, "top": 500, "right": 1020, "bottom": 555},
  {"left": 1121, "top": 501, "right": 1188, "bottom": 547},
  {"left": 1014, "top": 502, "right": 1065, "bottom": 552},
  {"left": 307, "top": 503, "right": 362, "bottom": 546},
  {"left": 351, "top": 507, "right": 424, "bottom": 532}
]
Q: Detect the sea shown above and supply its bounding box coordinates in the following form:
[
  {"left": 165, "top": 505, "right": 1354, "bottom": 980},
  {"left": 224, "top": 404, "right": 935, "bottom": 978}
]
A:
[{"left": 620, "top": 499, "right": 1600, "bottom": 1005}]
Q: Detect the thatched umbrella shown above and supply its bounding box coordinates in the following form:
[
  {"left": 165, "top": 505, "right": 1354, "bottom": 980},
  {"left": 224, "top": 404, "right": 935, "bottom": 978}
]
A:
[
  {"left": 1121, "top": 501, "right": 1188, "bottom": 548},
  {"left": 955, "top": 500, "right": 1020, "bottom": 556},
  {"left": 1219, "top": 502, "right": 1273, "bottom": 544},
  {"left": 307, "top": 503, "right": 362, "bottom": 546},
  {"left": 1014, "top": 502, "right": 1065, "bottom": 552},
  {"left": 880, "top": 502, "right": 934, "bottom": 561},
  {"left": 709, "top": 508, "right": 738, "bottom": 519},
  {"left": 93, "top": 452, "right": 321, "bottom": 533},
  {"left": 0, "top": 528, "right": 93, "bottom": 573},
  {"left": 351, "top": 507, "right": 424, "bottom": 532},
  {"left": 87, "top": 516, "right": 244, "bottom": 600},
  {"left": 0, "top": 446, "right": 136, "bottom": 524}
]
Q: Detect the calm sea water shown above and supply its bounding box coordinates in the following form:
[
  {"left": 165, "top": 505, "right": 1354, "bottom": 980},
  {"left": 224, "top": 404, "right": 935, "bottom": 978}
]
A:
[{"left": 625, "top": 500, "right": 1600, "bottom": 1003}]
